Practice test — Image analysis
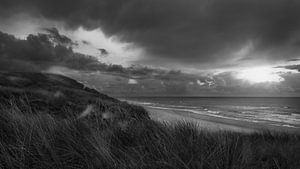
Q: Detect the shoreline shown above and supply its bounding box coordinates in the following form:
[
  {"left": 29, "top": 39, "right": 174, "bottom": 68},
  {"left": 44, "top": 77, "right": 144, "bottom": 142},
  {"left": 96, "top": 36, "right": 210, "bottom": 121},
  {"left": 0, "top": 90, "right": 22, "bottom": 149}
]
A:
[{"left": 146, "top": 106, "right": 300, "bottom": 134}]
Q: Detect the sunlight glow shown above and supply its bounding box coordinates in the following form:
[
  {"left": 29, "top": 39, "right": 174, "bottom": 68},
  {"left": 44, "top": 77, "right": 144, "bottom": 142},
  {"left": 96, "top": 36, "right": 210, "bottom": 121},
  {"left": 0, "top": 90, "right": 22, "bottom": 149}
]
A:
[{"left": 236, "top": 67, "right": 284, "bottom": 83}]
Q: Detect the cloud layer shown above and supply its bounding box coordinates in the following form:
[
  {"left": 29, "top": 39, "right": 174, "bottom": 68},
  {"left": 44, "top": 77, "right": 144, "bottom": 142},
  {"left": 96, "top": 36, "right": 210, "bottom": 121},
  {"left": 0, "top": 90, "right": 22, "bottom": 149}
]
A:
[
  {"left": 0, "top": 30, "right": 187, "bottom": 79},
  {"left": 1, "top": 29, "right": 299, "bottom": 96},
  {"left": 0, "top": 30, "right": 104, "bottom": 71},
  {"left": 2, "top": 0, "right": 300, "bottom": 68}
]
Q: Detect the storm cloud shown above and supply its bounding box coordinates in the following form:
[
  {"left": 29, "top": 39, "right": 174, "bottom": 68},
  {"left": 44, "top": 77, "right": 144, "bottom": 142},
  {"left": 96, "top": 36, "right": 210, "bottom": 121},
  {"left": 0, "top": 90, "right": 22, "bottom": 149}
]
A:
[
  {"left": 277, "top": 64, "right": 300, "bottom": 72},
  {"left": 1, "top": 0, "right": 300, "bottom": 68},
  {"left": 0, "top": 30, "right": 104, "bottom": 71},
  {"left": 0, "top": 30, "right": 188, "bottom": 80}
]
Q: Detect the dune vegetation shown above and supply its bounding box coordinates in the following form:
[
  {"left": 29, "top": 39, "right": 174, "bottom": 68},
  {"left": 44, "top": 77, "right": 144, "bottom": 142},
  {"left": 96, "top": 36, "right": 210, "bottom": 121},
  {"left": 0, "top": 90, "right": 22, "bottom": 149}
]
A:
[{"left": 0, "top": 72, "right": 299, "bottom": 169}]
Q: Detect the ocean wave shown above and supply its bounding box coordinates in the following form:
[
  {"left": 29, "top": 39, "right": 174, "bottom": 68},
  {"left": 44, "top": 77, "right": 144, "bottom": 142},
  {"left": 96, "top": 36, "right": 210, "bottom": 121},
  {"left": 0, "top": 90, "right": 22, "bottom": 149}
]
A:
[
  {"left": 147, "top": 105, "right": 260, "bottom": 123},
  {"left": 146, "top": 104, "right": 300, "bottom": 128}
]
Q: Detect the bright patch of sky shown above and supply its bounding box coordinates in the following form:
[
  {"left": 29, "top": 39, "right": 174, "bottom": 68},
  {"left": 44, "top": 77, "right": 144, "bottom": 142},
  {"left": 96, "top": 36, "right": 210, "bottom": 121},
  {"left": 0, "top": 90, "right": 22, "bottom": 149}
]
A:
[
  {"left": 235, "top": 66, "right": 297, "bottom": 84},
  {"left": 66, "top": 27, "right": 144, "bottom": 66}
]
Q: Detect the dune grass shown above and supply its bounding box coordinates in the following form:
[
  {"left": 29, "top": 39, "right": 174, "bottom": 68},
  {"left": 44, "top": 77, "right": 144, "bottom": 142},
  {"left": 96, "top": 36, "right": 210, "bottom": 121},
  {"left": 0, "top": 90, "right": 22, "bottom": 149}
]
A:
[
  {"left": 0, "top": 97, "right": 299, "bottom": 169},
  {"left": 0, "top": 72, "right": 299, "bottom": 169}
]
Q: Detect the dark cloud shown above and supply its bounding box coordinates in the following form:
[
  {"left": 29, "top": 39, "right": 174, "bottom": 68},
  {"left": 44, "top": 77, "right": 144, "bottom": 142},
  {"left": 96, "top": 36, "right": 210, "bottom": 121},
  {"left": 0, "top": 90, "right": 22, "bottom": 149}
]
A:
[
  {"left": 0, "top": 30, "right": 102, "bottom": 71},
  {"left": 1, "top": 0, "right": 300, "bottom": 68},
  {"left": 287, "top": 58, "right": 300, "bottom": 62},
  {"left": 281, "top": 73, "right": 300, "bottom": 92},
  {"left": 0, "top": 30, "right": 187, "bottom": 79},
  {"left": 98, "top": 48, "right": 109, "bottom": 56},
  {"left": 277, "top": 64, "right": 300, "bottom": 72},
  {"left": 81, "top": 40, "right": 90, "bottom": 45}
]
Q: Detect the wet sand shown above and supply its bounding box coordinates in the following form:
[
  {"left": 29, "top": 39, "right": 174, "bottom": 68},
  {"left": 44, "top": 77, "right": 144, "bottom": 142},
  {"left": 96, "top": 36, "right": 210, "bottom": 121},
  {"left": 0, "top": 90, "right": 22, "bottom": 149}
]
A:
[{"left": 146, "top": 107, "right": 300, "bottom": 134}]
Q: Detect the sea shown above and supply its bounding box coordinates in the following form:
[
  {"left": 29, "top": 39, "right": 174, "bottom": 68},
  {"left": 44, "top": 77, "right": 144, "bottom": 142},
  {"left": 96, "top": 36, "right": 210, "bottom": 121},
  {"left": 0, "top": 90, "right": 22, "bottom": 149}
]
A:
[{"left": 121, "top": 97, "right": 300, "bottom": 129}]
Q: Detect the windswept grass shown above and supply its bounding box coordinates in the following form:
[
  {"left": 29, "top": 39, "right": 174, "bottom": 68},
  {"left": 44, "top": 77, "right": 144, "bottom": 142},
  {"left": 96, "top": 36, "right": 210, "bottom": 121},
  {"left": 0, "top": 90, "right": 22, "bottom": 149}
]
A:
[
  {"left": 0, "top": 72, "right": 299, "bottom": 169},
  {"left": 1, "top": 100, "right": 299, "bottom": 169}
]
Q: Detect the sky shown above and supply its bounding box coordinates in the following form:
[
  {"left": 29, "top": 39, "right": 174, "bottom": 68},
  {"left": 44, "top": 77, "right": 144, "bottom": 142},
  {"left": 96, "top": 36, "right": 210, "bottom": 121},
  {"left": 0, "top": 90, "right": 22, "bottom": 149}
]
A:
[{"left": 1, "top": 0, "right": 300, "bottom": 96}]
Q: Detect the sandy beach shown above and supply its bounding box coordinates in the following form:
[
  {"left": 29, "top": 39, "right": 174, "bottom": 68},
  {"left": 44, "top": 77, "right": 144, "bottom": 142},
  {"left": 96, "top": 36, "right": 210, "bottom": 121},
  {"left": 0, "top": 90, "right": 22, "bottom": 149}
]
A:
[{"left": 146, "top": 107, "right": 300, "bottom": 134}]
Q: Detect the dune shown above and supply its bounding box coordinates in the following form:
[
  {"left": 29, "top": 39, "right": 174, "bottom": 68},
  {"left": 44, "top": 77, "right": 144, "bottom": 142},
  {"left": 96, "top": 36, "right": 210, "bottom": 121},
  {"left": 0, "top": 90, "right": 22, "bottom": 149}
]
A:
[{"left": 0, "top": 72, "right": 299, "bottom": 169}]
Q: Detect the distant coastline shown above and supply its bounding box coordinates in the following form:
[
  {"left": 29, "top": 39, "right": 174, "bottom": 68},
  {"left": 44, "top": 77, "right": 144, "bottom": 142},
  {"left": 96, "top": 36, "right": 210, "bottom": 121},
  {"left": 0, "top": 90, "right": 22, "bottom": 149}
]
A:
[
  {"left": 124, "top": 97, "right": 300, "bottom": 134},
  {"left": 146, "top": 106, "right": 300, "bottom": 134}
]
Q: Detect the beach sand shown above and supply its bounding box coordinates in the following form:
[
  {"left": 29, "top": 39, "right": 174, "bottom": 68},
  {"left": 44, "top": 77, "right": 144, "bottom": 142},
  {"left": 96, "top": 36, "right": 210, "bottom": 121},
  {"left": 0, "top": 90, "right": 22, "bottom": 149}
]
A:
[{"left": 146, "top": 107, "right": 300, "bottom": 134}]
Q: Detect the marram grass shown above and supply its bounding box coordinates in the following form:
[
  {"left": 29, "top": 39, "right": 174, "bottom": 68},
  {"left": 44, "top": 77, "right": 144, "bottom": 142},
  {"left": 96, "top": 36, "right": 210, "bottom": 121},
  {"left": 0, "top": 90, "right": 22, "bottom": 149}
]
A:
[{"left": 0, "top": 99, "right": 299, "bottom": 169}]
